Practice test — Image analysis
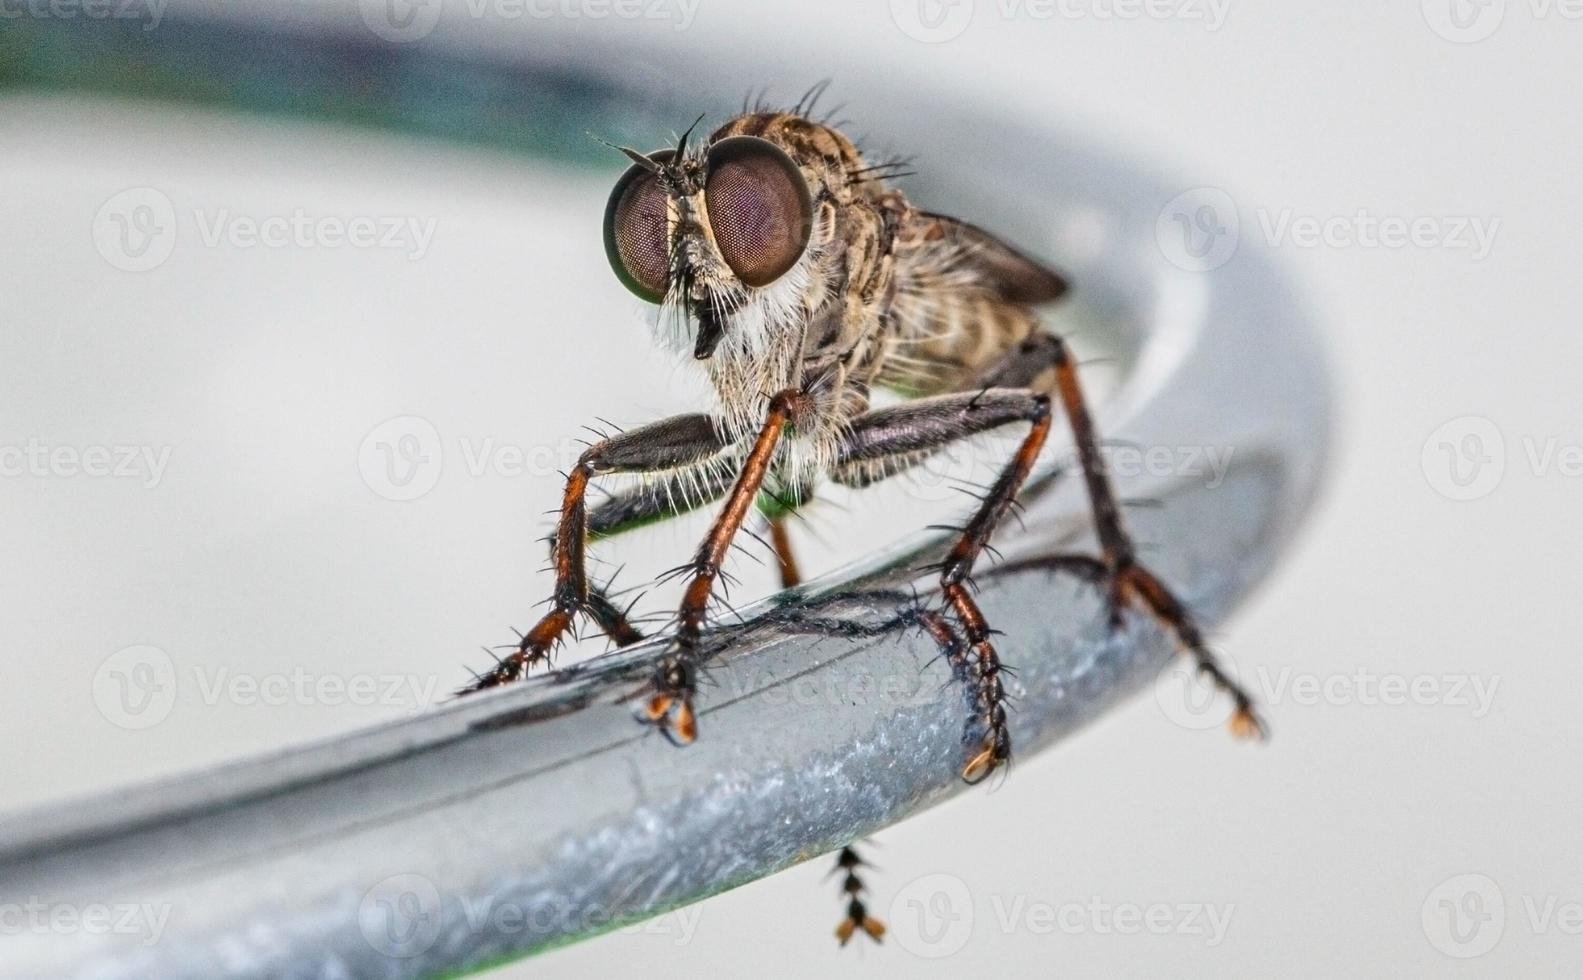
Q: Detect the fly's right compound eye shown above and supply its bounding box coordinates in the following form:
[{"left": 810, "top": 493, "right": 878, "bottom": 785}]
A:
[{"left": 603, "top": 149, "right": 675, "bottom": 303}]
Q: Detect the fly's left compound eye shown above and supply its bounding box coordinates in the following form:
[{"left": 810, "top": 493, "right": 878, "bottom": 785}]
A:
[
  {"left": 603, "top": 149, "right": 675, "bottom": 303},
  {"left": 703, "top": 136, "right": 814, "bottom": 288}
]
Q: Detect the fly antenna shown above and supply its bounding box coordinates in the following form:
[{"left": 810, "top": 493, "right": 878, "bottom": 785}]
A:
[
  {"left": 586, "top": 132, "right": 662, "bottom": 173},
  {"left": 675, "top": 112, "right": 706, "bottom": 158}
]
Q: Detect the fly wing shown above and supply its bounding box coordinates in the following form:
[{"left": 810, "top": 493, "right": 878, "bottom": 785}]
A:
[
  {"left": 910, "top": 211, "right": 1068, "bottom": 305},
  {"left": 879, "top": 209, "right": 1066, "bottom": 396}
]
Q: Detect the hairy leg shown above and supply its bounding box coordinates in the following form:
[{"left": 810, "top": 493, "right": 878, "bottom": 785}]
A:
[
  {"left": 640, "top": 390, "right": 806, "bottom": 744},
  {"left": 832, "top": 389, "right": 1054, "bottom": 781},
  {"left": 982, "top": 334, "right": 1265, "bottom": 738},
  {"left": 586, "top": 464, "right": 740, "bottom": 542},
  {"left": 829, "top": 335, "right": 1264, "bottom": 778},
  {"left": 757, "top": 474, "right": 814, "bottom": 590},
  {"left": 463, "top": 414, "right": 731, "bottom": 691},
  {"left": 767, "top": 516, "right": 803, "bottom": 589},
  {"left": 831, "top": 845, "right": 885, "bottom": 946},
  {"left": 570, "top": 465, "right": 742, "bottom": 648},
  {"left": 588, "top": 465, "right": 806, "bottom": 634}
]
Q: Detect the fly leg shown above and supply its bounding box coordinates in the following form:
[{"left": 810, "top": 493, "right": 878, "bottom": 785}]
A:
[
  {"left": 980, "top": 334, "right": 1266, "bottom": 739},
  {"left": 758, "top": 477, "right": 814, "bottom": 590},
  {"left": 832, "top": 388, "right": 1057, "bottom": 782},
  {"left": 574, "top": 464, "right": 743, "bottom": 648},
  {"left": 639, "top": 390, "right": 809, "bottom": 744},
  {"left": 462, "top": 414, "right": 731, "bottom": 692},
  {"left": 767, "top": 516, "right": 803, "bottom": 589},
  {"left": 831, "top": 845, "right": 886, "bottom": 946}
]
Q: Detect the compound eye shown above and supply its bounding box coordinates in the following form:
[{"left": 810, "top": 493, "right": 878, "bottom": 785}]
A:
[
  {"left": 703, "top": 136, "right": 813, "bottom": 288},
  {"left": 603, "top": 149, "right": 675, "bottom": 302}
]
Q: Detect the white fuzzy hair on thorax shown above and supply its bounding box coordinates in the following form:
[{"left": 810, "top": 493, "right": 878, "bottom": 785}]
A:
[{"left": 644, "top": 228, "right": 833, "bottom": 450}]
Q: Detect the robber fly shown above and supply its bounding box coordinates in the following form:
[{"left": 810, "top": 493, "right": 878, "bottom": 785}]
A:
[{"left": 462, "top": 88, "right": 1265, "bottom": 944}]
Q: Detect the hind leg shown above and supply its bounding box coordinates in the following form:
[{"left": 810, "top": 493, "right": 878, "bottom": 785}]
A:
[
  {"left": 979, "top": 334, "right": 1266, "bottom": 738},
  {"left": 830, "top": 344, "right": 1265, "bottom": 778}
]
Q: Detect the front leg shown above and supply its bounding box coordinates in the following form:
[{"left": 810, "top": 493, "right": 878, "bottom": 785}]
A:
[
  {"left": 463, "top": 414, "right": 730, "bottom": 692},
  {"left": 641, "top": 390, "right": 807, "bottom": 744}
]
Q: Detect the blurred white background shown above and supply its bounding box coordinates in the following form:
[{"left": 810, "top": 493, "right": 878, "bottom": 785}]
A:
[{"left": 3, "top": 1, "right": 1582, "bottom": 977}]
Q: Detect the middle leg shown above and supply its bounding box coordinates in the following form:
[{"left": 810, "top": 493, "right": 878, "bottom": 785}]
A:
[
  {"left": 759, "top": 478, "right": 815, "bottom": 591},
  {"left": 767, "top": 516, "right": 803, "bottom": 589},
  {"left": 832, "top": 388, "right": 1056, "bottom": 781}
]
